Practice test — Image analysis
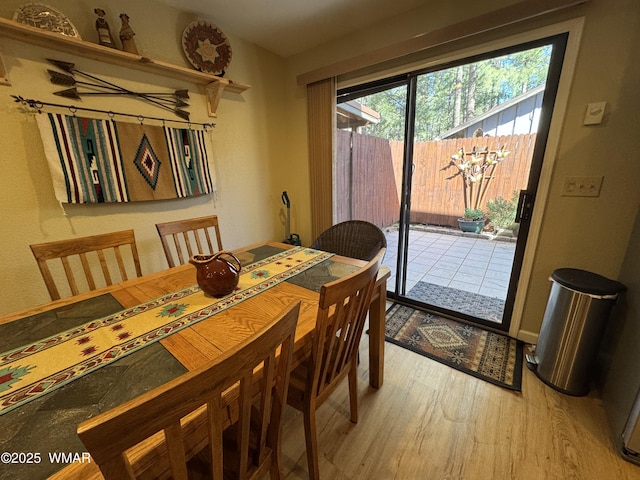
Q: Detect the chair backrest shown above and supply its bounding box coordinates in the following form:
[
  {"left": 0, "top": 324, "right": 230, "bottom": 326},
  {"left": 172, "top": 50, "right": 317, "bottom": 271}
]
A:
[
  {"left": 77, "top": 301, "right": 301, "bottom": 480},
  {"left": 310, "top": 220, "right": 387, "bottom": 261},
  {"left": 30, "top": 229, "right": 142, "bottom": 301},
  {"left": 309, "top": 249, "right": 384, "bottom": 401},
  {"left": 155, "top": 215, "right": 223, "bottom": 268}
]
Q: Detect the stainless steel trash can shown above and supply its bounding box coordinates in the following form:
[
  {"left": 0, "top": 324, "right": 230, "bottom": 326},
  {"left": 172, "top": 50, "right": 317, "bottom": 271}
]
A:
[{"left": 527, "top": 268, "right": 625, "bottom": 396}]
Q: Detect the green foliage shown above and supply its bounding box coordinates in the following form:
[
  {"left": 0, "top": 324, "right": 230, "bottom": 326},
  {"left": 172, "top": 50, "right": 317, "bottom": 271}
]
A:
[
  {"left": 463, "top": 208, "right": 484, "bottom": 221},
  {"left": 355, "top": 45, "right": 551, "bottom": 141},
  {"left": 487, "top": 192, "right": 519, "bottom": 229}
]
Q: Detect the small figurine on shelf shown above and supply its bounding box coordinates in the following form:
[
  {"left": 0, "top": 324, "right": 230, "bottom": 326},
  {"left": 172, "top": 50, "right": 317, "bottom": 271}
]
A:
[
  {"left": 94, "top": 8, "right": 117, "bottom": 49},
  {"left": 119, "top": 13, "right": 138, "bottom": 55}
]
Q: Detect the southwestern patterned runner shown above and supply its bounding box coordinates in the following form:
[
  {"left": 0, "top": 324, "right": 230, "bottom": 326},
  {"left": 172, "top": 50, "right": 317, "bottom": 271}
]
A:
[
  {"left": 385, "top": 304, "right": 523, "bottom": 391},
  {"left": 0, "top": 247, "right": 332, "bottom": 415}
]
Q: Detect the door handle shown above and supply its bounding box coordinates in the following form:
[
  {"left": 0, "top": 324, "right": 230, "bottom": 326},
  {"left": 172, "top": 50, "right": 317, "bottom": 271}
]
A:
[{"left": 515, "top": 190, "right": 534, "bottom": 223}]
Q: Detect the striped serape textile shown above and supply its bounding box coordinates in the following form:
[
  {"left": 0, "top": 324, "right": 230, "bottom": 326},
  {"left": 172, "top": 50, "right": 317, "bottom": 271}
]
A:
[{"left": 36, "top": 113, "right": 214, "bottom": 203}]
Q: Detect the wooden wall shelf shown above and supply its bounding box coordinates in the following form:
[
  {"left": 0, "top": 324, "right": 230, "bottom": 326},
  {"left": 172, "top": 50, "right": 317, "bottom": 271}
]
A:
[{"left": 0, "top": 16, "right": 250, "bottom": 116}]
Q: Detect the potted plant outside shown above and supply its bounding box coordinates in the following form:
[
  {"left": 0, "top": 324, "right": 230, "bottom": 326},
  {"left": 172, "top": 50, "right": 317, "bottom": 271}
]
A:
[
  {"left": 486, "top": 191, "right": 520, "bottom": 237},
  {"left": 443, "top": 145, "right": 510, "bottom": 233},
  {"left": 458, "top": 208, "right": 485, "bottom": 233}
]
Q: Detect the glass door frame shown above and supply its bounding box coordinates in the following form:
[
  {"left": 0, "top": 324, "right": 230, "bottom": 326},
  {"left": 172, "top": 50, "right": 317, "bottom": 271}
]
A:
[{"left": 338, "top": 33, "right": 570, "bottom": 333}]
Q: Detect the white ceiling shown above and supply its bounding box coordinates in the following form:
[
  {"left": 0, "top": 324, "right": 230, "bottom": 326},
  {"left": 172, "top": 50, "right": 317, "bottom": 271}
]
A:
[{"left": 157, "top": 0, "right": 428, "bottom": 58}]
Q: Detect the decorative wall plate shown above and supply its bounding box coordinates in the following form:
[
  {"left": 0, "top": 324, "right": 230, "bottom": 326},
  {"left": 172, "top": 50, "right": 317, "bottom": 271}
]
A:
[
  {"left": 182, "top": 20, "right": 231, "bottom": 75},
  {"left": 13, "top": 3, "right": 80, "bottom": 38}
]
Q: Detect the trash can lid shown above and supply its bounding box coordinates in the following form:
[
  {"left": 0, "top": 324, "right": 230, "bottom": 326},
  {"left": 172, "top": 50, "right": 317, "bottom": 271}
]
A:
[{"left": 551, "top": 268, "right": 626, "bottom": 296}]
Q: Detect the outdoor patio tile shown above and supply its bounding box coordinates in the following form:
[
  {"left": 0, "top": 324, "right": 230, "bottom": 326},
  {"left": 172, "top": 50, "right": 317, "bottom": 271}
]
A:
[
  {"left": 425, "top": 247, "right": 449, "bottom": 256},
  {"left": 486, "top": 266, "right": 513, "bottom": 277},
  {"left": 448, "top": 280, "right": 481, "bottom": 294},
  {"left": 407, "top": 263, "right": 432, "bottom": 276},
  {"left": 432, "top": 260, "right": 461, "bottom": 272},
  {"left": 428, "top": 264, "right": 454, "bottom": 276},
  {"left": 491, "top": 256, "right": 515, "bottom": 266},
  {"left": 484, "top": 269, "right": 511, "bottom": 281},
  {"left": 433, "top": 237, "right": 457, "bottom": 245},
  {"left": 438, "top": 254, "right": 464, "bottom": 265},
  {"left": 406, "top": 270, "right": 427, "bottom": 282},
  {"left": 425, "top": 266, "right": 457, "bottom": 279},
  {"left": 407, "top": 249, "right": 427, "bottom": 259},
  {"left": 416, "top": 252, "right": 444, "bottom": 262},
  {"left": 452, "top": 272, "right": 483, "bottom": 285},
  {"left": 410, "top": 256, "right": 437, "bottom": 268},
  {"left": 453, "top": 238, "right": 478, "bottom": 247},
  {"left": 444, "top": 248, "right": 471, "bottom": 259},
  {"left": 383, "top": 226, "right": 516, "bottom": 306},
  {"left": 405, "top": 279, "right": 418, "bottom": 292},
  {"left": 461, "top": 258, "right": 490, "bottom": 269},
  {"left": 420, "top": 275, "right": 451, "bottom": 286},
  {"left": 470, "top": 244, "right": 496, "bottom": 253},
  {"left": 457, "top": 265, "right": 486, "bottom": 276},
  {"left": 493, "top": 252, "right": 516, "bottom": 260},
  {"left": 423, "top": 232, "right": 443, "bottom": 239},
  {"left": 408, "top": 231, "right": 429, "bottom": 241},
  {"left": 407, "top": 252, "right": 427, "bottom": 263},
  {"left": 479, "top": 285, "right": 507, "bottom": 298},
  {"left": 482, "top": 275, "right": 510, "bottom": 288},
  {"left": 427, "top": 241, "right": 450, "bottom": 249},
  {"left": 490, "top": 246, "right": 514, "bottom": 255},
  {"left": 412, "top": 235, "right": 436, "bottom": 244},
  {"left": 406, "top": 244, "right": 426, "bottom": 254}
]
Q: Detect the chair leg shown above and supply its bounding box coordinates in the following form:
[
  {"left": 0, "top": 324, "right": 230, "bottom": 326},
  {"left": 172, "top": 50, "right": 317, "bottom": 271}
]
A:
[
  {"left": 303, "top": 404, "right": 320, "bottom": 480},
  {"left": 348, "top": 361, "right": 358, "bottom": 423},
  {"left": 269, "top": 454, "right": 285, "bottom": 480}
]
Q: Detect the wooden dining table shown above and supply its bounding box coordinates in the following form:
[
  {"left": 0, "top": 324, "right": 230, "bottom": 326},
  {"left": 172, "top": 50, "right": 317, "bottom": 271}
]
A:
[{"left": 0, "top": 241, "right": 389, "bottom": 480}]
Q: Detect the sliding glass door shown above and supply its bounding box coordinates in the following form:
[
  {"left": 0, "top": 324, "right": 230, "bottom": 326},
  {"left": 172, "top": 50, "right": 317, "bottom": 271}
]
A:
[{"left": 336, "top": 34, "right": 567, "bottom": 331}]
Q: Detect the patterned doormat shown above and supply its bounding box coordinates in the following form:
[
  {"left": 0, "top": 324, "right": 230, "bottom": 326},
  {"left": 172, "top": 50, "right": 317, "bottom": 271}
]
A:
[
  {"left": 385, "top": 304, "right": 523, "bottom": 391},
  {"left": 407, "top": 281, "right": 505, "bottom": 323}
]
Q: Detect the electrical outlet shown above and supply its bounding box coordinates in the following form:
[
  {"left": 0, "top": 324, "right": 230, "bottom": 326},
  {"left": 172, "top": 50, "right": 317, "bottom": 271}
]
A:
[{"left": 561, "top": 176, "right": 603, "bottom": 197}]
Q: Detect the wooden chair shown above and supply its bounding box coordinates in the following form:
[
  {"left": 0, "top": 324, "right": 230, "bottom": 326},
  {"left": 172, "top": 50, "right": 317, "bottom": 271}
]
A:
[
  {"left": 286, "top": 249, "right": 384, "bottom": 480},
  {"left": 310, "top": 220, "right": 387, "bottom": 261},
  {"left": 77, "top": 301, "right": 301, "bottom": 480},
  {"left": 30, "top": 229, "right": 142, "bottom": 301},
  {"left": 155, "top": 215, "right": 223, "bottom": 267}
]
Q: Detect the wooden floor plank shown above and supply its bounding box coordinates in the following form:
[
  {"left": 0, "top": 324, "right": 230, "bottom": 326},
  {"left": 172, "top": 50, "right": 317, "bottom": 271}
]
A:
[{"left": 278, "top": 320, "right": 640, "bottom": 480}]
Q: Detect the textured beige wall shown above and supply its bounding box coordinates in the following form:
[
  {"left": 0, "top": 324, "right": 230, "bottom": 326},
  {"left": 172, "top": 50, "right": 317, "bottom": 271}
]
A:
[
  {"left": 285, "top": 0, "right": 640, "bottom": 338},
  {"left": 3, "top": 0, "right": 639, "bottom": 340},
  {"left": 0, "top": 0, "right": 289, "bottom": 314}
]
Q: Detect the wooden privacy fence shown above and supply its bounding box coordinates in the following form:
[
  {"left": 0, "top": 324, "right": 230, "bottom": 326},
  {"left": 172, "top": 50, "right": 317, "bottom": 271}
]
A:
[{"left": 335, "top": 131, "right": 536, "bottom": 229}]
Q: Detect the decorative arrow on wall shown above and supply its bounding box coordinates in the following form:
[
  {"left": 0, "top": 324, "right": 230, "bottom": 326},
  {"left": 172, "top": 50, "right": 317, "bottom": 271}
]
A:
[{"left": 46, "top": 59, "right": 191, "bottom": 120}]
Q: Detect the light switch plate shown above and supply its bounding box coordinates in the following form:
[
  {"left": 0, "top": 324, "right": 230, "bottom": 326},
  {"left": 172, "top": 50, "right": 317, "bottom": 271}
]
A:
[
  {"left": 584, "top": 101, "right": 606, "bottom": 125},
  {"left": 562, "top": 176, "right": 603, "bottom": 197}
]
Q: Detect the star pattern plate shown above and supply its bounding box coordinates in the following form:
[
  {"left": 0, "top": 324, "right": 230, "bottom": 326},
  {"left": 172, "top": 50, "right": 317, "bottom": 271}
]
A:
[{"left": 182, "top": 20, "right": 232, "bottom": 75}]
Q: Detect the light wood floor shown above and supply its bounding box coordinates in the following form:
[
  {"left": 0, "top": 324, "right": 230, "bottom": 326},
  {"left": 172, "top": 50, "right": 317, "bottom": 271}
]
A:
[{"left": 277, "top": 319, "right": 640, "bottom": 480}]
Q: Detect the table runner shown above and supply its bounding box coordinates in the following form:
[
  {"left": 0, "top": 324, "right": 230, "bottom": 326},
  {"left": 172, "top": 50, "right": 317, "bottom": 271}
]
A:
[{"left": 0, "top": 247, "right": 332, "bottom": 415}]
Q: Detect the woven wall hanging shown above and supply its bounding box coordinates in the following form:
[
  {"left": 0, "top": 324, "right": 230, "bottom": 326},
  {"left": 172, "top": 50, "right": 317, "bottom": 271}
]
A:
[{"left": 36, "top": 113, "right": 215, "bottom": 204}]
